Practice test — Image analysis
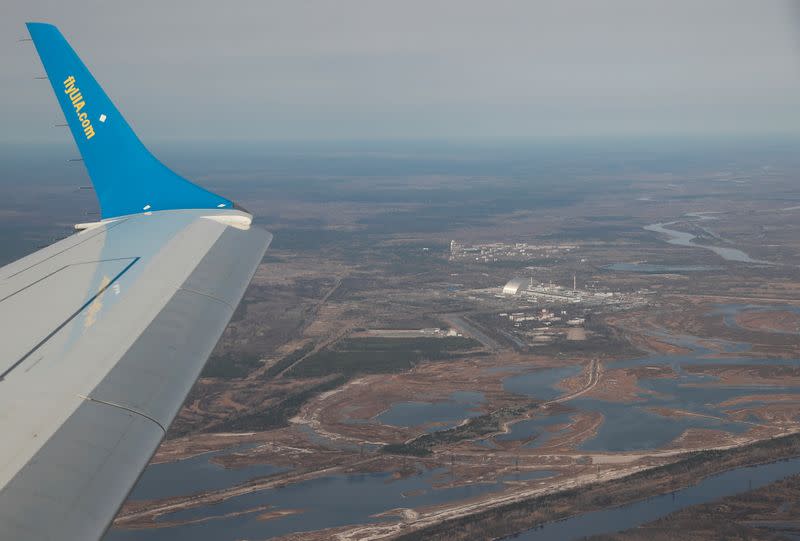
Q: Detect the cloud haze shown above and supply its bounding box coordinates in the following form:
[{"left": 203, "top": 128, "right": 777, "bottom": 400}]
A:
[{"left": 3, "top": 0, "right": 800, "bottom": 141}]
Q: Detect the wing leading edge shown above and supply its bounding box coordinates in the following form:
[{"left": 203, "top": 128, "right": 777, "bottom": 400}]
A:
[{"left": 0, "top": 24, "right": 271, "bottom": 541}]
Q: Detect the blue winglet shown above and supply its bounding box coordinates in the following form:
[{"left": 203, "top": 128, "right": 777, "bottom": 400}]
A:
[{"left": 26, "top": 23, "right": 234, "bottom": 219}]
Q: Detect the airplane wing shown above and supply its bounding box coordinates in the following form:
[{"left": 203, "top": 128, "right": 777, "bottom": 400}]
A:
[{"left": 0, "top": 23, "right": 271, "bottom": 540}]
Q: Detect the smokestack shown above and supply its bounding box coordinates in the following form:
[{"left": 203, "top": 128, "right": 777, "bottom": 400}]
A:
[{"left": 573, "top": 274, "right": 576, "bottom": 291}]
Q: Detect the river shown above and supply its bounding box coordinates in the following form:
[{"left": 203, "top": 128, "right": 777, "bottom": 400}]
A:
[
  {"left": 644, "top": 222, "right": 769, "bottom": 264},
  {"left": 508, "top": 457, "right": 800, "bottom": 540},
  {"left": 107, "top": 465, "right": 555, "bottom": 541}
]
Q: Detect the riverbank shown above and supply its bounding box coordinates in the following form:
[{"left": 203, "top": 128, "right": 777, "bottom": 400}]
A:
[
  {"left": 392, "top": 432, "right": 800, "bottom": 541},
  {"left": 587, "top": 473, "right": 800, "bottom": 540}
]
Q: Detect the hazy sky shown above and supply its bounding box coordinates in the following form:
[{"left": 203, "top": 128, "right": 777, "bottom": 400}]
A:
[{"left": 3, "top": 0, "right": 800, "bottom": 142}]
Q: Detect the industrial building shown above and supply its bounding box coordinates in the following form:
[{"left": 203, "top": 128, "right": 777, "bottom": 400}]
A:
[
  {"left": 502, "top": 277, "right": 526, "bottom": 296},
  {"left": 498, "top": 275, "right": 645, "bottom": 308}
]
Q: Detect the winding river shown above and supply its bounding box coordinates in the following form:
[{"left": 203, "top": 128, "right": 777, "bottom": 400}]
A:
[{"left": 644, "top": 222, "right": 768, "bottom": 264}]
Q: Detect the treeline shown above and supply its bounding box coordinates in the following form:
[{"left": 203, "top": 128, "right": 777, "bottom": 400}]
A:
[
  {"left": 381, "top": 405, "right": 532, "bottom": 457},
  {"left": 201, "top": 351, "right": 262, "bottom": 379},
  {"left": 285, "top": 337, "right": 480, "bottom": 379},
  {"left": 202, "top": 336, "right": 480, "bottom": 433},
  {"left": 261, "top": 342, "right": 316, "bottom": 379},
  {"left": 208, "top": 375, "right": 348, "bottom": 433}
]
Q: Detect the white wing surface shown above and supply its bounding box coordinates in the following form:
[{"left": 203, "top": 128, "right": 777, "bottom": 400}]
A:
[{"left": 0, "top": 23, "right": 271, "bottom": 540}]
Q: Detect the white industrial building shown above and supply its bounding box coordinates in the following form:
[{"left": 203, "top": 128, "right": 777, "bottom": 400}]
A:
[{"left": 502, "top": 277, "right": 526, "bottom": 296}]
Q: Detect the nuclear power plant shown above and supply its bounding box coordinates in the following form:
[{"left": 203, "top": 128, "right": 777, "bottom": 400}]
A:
[{"left": 500, "top": 275, "right": 624, "bottom": 306}]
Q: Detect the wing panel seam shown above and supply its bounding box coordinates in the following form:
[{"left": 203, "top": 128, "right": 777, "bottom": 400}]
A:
[
  {"left": 0, "top": 257, "right": 138, "bottom": 304},
  {"left": 77, "top": 394, "right": 167, "bottom": 434},
  {"left": 4, "top": 219, "right": 127, "bottom": 279},
  {"left": 178, "top": 286, "right": 235, "bottom": 311},
  {"left": 0, "top": 256, "right": 140, "bottom": 381}
]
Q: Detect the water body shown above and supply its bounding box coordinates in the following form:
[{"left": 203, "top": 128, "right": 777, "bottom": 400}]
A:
[
  {"left": 577, "top": 354, "right": 800, "bottom": 451},
  {"left": 128, "top": 446, "right": 288, "bottom": 501},
  {"left": 501, "top": 347, "right": 800, "bottom": 452},
  {"left": 509, "top": 457, "right": 800, "bottom": 540},
  {"left": 503, "top": 365, "right": 583, "bottom": 402},
  {"left": 107, "top": 467, "right": 554, "bottom": 541},
  {"left": 652, "top": 328, "right": 752, "bottom": 354},
  {"left": 376, "top": 390, "right": 485, "bottom": 432},
  {"left": 644, "top": 222, "right": 769, "bottom": 264},
  {"left": 574, "top": 398, "right": 747, "bottom": 452},
  {"left": 605, "top": 263, "right": 720, "bottom": 273}
]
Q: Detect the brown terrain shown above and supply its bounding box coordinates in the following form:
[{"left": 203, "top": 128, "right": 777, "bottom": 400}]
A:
[
  {"left": 98, "top": 141, "right": 800, "bottom": 540},
  {"left": 736, "top": 310, "right": 800, "bottom": 335}
]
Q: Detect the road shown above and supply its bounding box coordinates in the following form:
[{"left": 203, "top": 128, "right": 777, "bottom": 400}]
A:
[
  {"left": 546, "top": 359, "right": 601, "bottom": 405},
  {"left": 443, "top": 314, "right": 503, "bottom": 352}
]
